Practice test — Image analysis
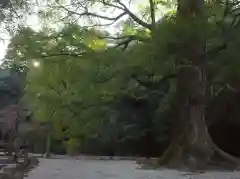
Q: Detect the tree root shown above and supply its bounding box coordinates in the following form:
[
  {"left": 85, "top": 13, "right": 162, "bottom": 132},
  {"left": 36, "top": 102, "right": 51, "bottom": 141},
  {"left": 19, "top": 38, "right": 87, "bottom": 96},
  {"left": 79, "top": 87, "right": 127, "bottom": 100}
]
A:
[
  {"left": 210, "top": 142, "right": 240, "bottom": 170},
  {"left": 158, "top": 141, "right": 240, "bottom": 171}
]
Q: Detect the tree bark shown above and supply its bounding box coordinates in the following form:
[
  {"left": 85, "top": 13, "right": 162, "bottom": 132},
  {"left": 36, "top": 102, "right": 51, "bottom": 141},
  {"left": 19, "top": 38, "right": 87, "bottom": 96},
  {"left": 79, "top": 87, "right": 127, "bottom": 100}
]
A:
[{"left": 159, "top": 0, "right": 240, "bottom": 170}]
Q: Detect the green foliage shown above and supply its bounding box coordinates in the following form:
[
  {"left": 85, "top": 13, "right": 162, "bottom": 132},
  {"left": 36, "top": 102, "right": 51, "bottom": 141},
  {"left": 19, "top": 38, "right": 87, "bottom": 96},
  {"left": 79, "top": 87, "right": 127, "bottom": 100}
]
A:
[
  {"left": 3, "top": 0, "right": 240, "bottom": 157},
  {"left": 66, "top": 137, "right": 81, "bottom": 155},
  {"left": 4, "top": 18, "right": 176, "bottom": 154}
]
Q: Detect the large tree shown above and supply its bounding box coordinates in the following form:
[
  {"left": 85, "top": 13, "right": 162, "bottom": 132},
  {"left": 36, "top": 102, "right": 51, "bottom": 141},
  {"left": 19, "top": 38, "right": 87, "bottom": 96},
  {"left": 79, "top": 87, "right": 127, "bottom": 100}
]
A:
[{"left": 158, "top": 0, "right": 240, "bottom": 169}]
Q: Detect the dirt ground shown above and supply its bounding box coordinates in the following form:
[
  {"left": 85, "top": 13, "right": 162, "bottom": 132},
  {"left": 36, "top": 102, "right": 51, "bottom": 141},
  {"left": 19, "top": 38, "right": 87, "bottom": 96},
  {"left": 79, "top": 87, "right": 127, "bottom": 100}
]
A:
[{"left": 24, "top": 158, "right": 240, "bottom": 179}]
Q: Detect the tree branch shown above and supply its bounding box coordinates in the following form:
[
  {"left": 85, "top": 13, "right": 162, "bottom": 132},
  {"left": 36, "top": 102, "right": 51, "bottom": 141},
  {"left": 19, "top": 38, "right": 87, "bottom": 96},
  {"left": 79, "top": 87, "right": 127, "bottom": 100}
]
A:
[
  {"left": 115, "top": 0, "right": 152, "bottom": 30},
  {"left": 62, "top": 100, "right": 115, "bottom": 113},
  {"left": 39, "top": 52, "right": 91, "bottom": 58},
  {"left": 82, "top": 20, "right": 121, "bottom": 27},
  {"left": 131, "top": 73, "right": 177, "bottom": 90},
  {"left": 58, "top": 1, "right": 152, "bottom": 30},
  {"left": 100, "top": 0, "right": 125, "bottom": 10},
  {"left": 99, "top": 35, "right": 150, "bottom": 42},
  {"left": 80, "top": 101, "right": 115, "bottom": 110},
  {"left": 59, "top": 4, "right": 127, "bottom": 21},
  {"left": 105, "top": 35, "right": 149, "bottom": 51},
  {"left": 46, "top": 83, "right": 80, "bottom": 116},
  {"left": 114, "top": 38, "right": 135, "bottom": 51},
  {"left": 204, "top": 43, "right": 227, "bottom": 58},
  {"left": 149, "top": 0, "right": 156, "bottom": 27}
]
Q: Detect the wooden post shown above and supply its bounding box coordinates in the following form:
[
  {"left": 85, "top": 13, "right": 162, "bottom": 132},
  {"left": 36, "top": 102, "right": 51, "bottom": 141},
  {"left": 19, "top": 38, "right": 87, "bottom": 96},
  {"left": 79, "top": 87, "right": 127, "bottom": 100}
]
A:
[{"left": 45, "top": 122, "right": 52, "bottom": 158}]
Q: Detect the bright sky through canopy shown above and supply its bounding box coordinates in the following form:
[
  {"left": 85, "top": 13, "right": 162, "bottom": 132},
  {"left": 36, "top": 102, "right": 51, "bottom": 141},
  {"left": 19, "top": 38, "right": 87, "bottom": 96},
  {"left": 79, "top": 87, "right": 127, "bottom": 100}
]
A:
[{"left": 0, "top": 0, "right": 172, "bottom": 62}]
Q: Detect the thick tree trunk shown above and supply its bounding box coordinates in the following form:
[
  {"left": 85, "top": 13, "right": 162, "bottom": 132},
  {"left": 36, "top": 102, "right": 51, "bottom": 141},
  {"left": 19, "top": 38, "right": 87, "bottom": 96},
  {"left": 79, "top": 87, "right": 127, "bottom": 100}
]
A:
[
  {"left": 159, "top": 67, "right": 240, "bottom": 169},
  {"left": 159, "top": 0, "right": 240, "bottom": 170}
]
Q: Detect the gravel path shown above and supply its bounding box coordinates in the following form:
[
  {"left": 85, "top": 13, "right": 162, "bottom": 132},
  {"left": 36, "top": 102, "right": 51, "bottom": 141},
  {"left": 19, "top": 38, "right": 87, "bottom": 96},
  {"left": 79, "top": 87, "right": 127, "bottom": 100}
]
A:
[{"left": 24, "top": 158, "right": 240, "bottom": 179}]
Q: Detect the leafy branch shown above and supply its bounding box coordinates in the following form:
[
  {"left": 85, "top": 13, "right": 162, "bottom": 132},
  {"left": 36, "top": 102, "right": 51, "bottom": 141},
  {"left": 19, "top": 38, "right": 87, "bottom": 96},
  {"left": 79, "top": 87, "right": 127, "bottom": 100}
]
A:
[
  {"left": 109, "top": 35, "right": 149, "bottom": 50},
  {"left": 56, "top": 0, "right": 152, "bottom": 30},
  {"left": 40, "top": 52, "right": 91, "bottom": 58},
  {"left": 131, "top": 73, "right": 176, "bottom": 90},
  {"left": 97, "top": 34, "right": 149, "bottom": 50},
  {"left": 99, "top": 35, "right": 150, "bottom": 42},
  {"left": 115, "top": 0, "right": 152, "bottom": 30}
]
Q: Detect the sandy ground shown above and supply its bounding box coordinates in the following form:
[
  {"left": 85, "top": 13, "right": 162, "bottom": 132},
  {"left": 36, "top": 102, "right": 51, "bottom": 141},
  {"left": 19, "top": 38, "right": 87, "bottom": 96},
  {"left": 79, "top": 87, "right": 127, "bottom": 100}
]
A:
[{"left": 24, "top": 158, "right": 240, "bottom": 179}]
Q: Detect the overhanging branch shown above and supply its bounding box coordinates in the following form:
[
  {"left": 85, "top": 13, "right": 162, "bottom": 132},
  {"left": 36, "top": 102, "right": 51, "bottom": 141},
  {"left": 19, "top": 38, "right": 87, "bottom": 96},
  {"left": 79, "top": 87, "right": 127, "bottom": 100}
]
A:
[
  {"left": 58, "top": 4, "right": 127, "bottom": 21},
  {"left": 132, "top": 73, "right": 177, "bottom": 90},
  {"left": 204, "top": 43, "right": 227, "bottom": 58},
  {"left": 116, "top": 0, "right": 152, "bottom": 30},
  {"left": 100, "top": 0, "right": 125, "bottom": 10},
  {"left": 39, "top": 52, "right": 92, "bottom": 58},
  {"left": 111, "top": 35, "right": 149, "bottom": 51},
  {"left": 62, "top": 100, "right": 115, "bottom": 115},
  {"left": 57, "top": 1, "right": 152, "bottom": 30},
  {"left": 99, "top": 35, "right": 150, "bottom": 42}
]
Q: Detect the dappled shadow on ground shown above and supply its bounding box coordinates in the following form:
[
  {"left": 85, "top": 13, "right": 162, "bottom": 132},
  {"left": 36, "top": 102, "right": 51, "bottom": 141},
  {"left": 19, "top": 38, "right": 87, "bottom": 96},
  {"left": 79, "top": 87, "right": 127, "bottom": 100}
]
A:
[{"left": 0, "top": 157, "right": 39, "bottom": 179}]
